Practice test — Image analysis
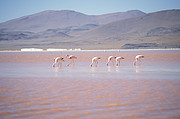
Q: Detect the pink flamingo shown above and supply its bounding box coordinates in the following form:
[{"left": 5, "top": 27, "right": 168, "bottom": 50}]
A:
[
  {"left": 134, "top": 55, "right": 144, "bottom": 65},
  {"left": 90, "top": 57, "right": 101, "bottom": 67},
  {"left": 116, "top": 57, "right": 125, "bottom": 66},
  {"left": 106, "top": 56, "right": 116, "bottom": 66},
  {"left": 52, "top": 57, "right": 65, "bottom": 67},
  {"left": 66, "top": 55, "right": 77, "bottom": 66}
]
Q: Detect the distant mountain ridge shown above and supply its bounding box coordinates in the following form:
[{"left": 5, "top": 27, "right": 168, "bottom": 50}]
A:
[
  {"left": 74, "top": 10, "right": 180, "bottom": 49},
  {"left": 0, "top": 9, "right": 180, "bottom": 50},
  {"left": 0, "top": 10, "right": 145, "bottom": 32}
]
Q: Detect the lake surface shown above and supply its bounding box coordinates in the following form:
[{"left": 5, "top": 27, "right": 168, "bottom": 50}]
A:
[{"left": 0, "top": 50, "right": 180, "bottom": 118}]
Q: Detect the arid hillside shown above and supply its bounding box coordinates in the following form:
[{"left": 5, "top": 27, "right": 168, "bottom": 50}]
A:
[{"left": 0, "top": 10, "right": 179, "bottom": 50}]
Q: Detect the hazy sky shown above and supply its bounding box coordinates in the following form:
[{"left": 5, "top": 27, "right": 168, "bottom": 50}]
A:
[{"left": 0, "top": 0, "right": 179, "bottom": 23}]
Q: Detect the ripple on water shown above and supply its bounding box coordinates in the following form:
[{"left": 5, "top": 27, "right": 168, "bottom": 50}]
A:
[{"left": 0, "top": 50, "right": 180, "bottom": 118}]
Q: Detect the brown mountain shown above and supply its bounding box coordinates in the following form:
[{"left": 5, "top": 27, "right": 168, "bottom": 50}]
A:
[
  {"left": 0, "top": 10, "right": 145, "bottom": 32},
  {"left": 0, "top": 9, "right": 179, "bottom": 50},
  {"left": 73, "top": 10, "right": 180, "bottom": 49}
]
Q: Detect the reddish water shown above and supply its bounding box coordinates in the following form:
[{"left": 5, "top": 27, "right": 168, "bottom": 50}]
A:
[{"left": 0, "top": 50, "right": 180, "bottom": 119}]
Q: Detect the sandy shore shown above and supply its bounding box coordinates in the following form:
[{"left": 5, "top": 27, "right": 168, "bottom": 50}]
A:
[{"left": 0, "top": 50, "right": 180, "bottom": 118}]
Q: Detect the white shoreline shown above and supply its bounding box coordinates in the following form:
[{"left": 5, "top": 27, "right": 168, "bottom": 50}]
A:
[{"left": 0, "top": 48, "right": 180, "bottom": 52}]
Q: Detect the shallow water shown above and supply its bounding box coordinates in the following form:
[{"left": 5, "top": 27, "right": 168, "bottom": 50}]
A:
[{"left": 0, "top": 50, "right": 180, "bottom": 118}]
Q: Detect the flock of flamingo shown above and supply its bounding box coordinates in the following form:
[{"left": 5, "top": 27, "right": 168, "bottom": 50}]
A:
[{"left": 52, "top": 54, "right": 144, "bottom": 67}]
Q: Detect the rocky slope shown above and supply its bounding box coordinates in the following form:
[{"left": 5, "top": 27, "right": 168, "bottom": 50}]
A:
[{"left": 0, "top": 9, "right": 179, "bottom": 50}]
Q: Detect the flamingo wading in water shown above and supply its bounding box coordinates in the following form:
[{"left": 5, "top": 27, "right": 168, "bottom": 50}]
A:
[
  {"left": 66, "top": 55, "right": 77, "bottom": 66},
  {"left": 90, "top": 57, "right": 101, "bottom": 67},
  {"left": 116, "top": 57, "right": 125, "bottom": 66},
  {"left": 134, "top": 55, "right": 144, "bottom": 65},
  {"left": 106, "top": 56, "right": 116, "bottom": 66},
  {"left": 52, "top": 57, "right": 65, "bottom": 67}
]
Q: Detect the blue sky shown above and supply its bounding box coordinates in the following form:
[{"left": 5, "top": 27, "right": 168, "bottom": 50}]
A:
[{"left": 0, "top": 0, "right": 179, "bottom": 23}]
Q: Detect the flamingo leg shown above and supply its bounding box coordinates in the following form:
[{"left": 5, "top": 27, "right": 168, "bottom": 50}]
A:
[
  {"left": 67, "top": 61, "right": 72, "bottom": 66},
  {"left": 73, "top": 59, "right": 75, "bottom": 66},
  {"left": 134, "top": 58, "right": 138, "bottom": 65},
  {"left": 96, "top": 61, "right": 98, "bottom": 67},
  {"left": 97, "top": 61, "right": 99, "bottom": 65},
  {"left": 116, "top": 61, "right": 120, "bottom": 66},
  {"left": 67, "top": 59, "right": 75, "bottom": 66},
  {"left": 112, "top": 61, "right": 114, "bottom": 66}
]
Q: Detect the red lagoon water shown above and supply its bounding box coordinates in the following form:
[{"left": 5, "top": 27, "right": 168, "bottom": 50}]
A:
[{"left": 0, "top": 50, "right": 180, "bottom": 118}]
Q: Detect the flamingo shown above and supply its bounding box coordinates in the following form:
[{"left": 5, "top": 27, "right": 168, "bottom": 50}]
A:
[
  {"left": 52, "top": 57, "right": 65, "bottom": 67},
  {"left": 66, "top": 55, "right": 77, "bottom": 66},
  {"left": 134, "top": 55, "right": 144, "bottom": 65},
  {"left": 116, "top": 57, "right": 125, "bottom": 66},
  {"left": 90, "top": 57, "right": 101, "bottom": 67},
  {"left": 106, "top": 56, "right": 116, "bottom": 66}
]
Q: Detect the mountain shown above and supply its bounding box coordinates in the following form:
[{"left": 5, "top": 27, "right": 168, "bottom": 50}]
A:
[
  {"left": 73, "top": 10, "right": 180, "bottom": 49},
  {"left": 95, "top": 10, "right": 145, "bottom": 24},
  {"left": 0, "top": 10, "right": 96, "bottom": 32},
  {"left": 0, "top": 10, "right": 145, "bottom": 32},
  {"left": 0, "top": 9, "right": 179, "bottom": 50}
]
